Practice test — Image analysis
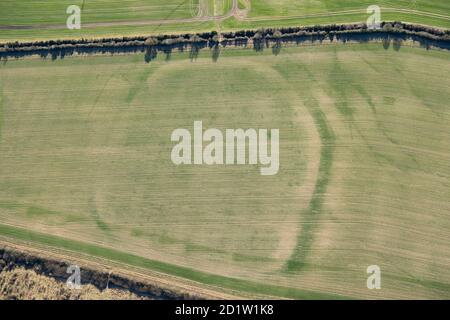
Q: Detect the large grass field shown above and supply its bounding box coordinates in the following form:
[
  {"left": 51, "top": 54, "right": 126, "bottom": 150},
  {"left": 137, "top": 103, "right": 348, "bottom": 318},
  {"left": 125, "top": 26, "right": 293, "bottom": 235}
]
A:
[
  {"left": 0, "top": 0, "right": 449, "bottom": 41},
  {"left": 0, "top": 43, "right": 449, "bottom": 299}
]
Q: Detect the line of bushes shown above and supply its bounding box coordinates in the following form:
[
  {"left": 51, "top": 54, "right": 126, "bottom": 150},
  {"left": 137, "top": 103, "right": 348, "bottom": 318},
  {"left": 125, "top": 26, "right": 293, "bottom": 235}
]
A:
[{"left": 1, "top": 22, "right": 449, "bottom": 61}]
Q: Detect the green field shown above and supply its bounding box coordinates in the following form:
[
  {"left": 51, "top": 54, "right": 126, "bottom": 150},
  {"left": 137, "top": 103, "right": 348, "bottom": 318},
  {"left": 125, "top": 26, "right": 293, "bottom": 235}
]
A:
[
  {"left": 0, "top": 0, "right": 450, "bottom": 41},
  {"left": 1, "top": 43, "right": 449, "bottom": 299}
]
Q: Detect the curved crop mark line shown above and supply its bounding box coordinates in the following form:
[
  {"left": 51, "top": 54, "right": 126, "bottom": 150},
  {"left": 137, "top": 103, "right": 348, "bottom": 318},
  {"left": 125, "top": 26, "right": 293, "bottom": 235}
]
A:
[
  {"left": 88, "top": 196, "right": 111, "bottom": 235},
  {"left": 269, "top": 63, "right": 335, "bottom": 272},
  {"left": 285, "top": 102, "right": 335, "bottom": 272}
]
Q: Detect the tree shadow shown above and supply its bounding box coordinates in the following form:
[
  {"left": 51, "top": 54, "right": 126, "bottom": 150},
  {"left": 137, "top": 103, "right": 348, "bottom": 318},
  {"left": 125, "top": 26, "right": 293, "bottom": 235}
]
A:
[
  {"left": 393, "top": 38, "right": 402, "bottom": 51},
  {"left": 382, "top": 37, "right": 391, "bottom": 50},
  {"left": 211, "top": 44, "right": 220, "bottom": 62},
  {"left": 144, "top": 46, "right": 157, "bottom": 63},
  {"left": 272, "top": 40, "right": 281, "bottom": 56}
]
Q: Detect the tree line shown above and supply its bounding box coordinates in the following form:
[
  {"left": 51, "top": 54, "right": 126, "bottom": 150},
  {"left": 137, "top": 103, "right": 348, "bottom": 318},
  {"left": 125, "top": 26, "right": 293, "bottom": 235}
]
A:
[{"left": 1, "top": 22, "right": 449, "bottom": 61}]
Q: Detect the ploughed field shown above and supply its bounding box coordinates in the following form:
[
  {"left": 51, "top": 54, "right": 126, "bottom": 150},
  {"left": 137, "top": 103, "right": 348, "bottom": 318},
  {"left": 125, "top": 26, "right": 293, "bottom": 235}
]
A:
[
  {"left": 0, "top": 0, "right": 449, "bottom": 41},
  {"left": 0, "top": 43, "right": 450, "bottom": 299}
]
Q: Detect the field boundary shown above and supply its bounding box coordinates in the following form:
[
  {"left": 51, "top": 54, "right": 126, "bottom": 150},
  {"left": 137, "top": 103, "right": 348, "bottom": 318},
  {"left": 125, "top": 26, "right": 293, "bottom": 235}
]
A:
[{"left": 1, "top": 22, "right": 449, "bottom": 62}]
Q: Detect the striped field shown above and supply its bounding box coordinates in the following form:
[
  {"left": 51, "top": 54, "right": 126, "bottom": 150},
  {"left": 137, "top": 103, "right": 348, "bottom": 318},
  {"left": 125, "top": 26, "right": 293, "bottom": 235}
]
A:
[{"left": 0, "top": 42, "right": 449, "bottom": 299}]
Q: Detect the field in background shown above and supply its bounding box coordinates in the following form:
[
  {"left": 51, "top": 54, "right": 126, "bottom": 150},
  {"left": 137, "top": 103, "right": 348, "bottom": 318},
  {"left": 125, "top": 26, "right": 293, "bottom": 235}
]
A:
[
  {"left": 0, "top": 43, "right": 449, "bottom": 299},
  {"left": 0, "top": 0, "right": 450, "bottom": 41}
]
